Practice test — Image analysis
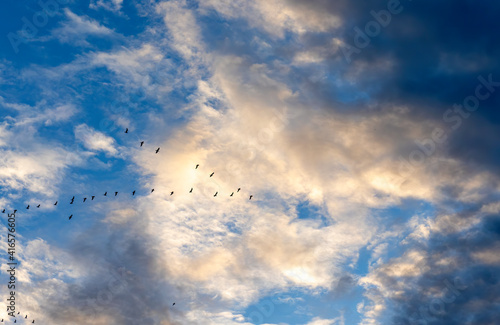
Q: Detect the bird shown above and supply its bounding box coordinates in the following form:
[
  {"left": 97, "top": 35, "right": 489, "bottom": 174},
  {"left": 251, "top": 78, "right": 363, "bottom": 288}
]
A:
[
  {"left": 237, "top": 188, "right": 241, "bottom": 192},
  {"left": 125, "top": 128, "right": 128, "bottom": 133},
  {"left": 37, "top": 204, "right": 40, "bottom": 208},
  {"left": 210, "top": 172, "right": 214, "bottom": 177},
  {"left": 1, "top": 209, "right": 4, "bottom": 213},
  {"left": 140, "top": 141, "right": 144, "bottom": 147},
  {"left": 172, "top": 303, "right": 175, "bottom": 306},
  {"left": 189, "top": 188, "right": 193, "bottom": 193},
  {"left": 170, "top": 191, "right": 174, "bottom": 196},
  {"left": 151, "top": 189, "right": 155, "bottom": 193},
  {"left": 249, "top": 195, "right": 253, "bottom": 200},
  {"left": 32, "top": 321, "right": 35, "bottom": 323},
  {"left": 155, "top": 147, "right": 160, "bottom": 154},
  {"left": 195, "top": 164, "right": 199, "bottom": 169},
  {"left": 71, "top": 196, "right": 75, "bottom": 200},
  {"left": 69, "top": 215, "right": 73, "bottom": 220},
  {"left": 13, "top": 210, "right": 17, "bottom": 213},
  {"left": 83, "top": 198, "right": 87, "bottom": 203},
  {"left": 132, "top": 190, "right": 136, "bottom": 196},
  {"left": 214, "top": 192, "right": 218, "bottom": 197},
  {"left": 25, "top": 316, "right": 27, "bottom": 319},
  {"left": 115, "top": 192, "right": 118, "bottom": 196},
  {"left": 230, "top": 192, "right": 234, "bottom": 197},
  {"left": 91, "top": 196, "right": 95, "bottom": 200},
  {"left": 54, "top": 201, "right": 58, "bottom": 206},
  {"left": 26, "top": 205, "right": 29, "bottom": 209},
  {"left": 104, "top": 192, "right": 107, "bottom": 196},
  {"left": 70, "top": 200, "right": 73, "bottom": 205}
]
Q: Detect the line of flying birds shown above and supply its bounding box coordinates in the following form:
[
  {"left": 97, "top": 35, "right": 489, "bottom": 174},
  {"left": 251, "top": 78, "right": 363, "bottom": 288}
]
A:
[
  {"left": 1, "top": 311, "right": 35, "bottom": 323},
  {"left": 1, "top": 128, "right": 254, "bottom": 220}
]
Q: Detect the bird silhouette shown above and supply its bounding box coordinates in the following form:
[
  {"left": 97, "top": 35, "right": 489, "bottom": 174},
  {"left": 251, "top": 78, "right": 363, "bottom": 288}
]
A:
[
  {"left": 230, "top": 192, "right": 234, "bottom": 197},
  {"left": 172, "top": 303, "right": 175, "bottom": 306},
  {"left": 26, "top": 205, "right": 29, "bottom": 209},
  {"left": 115, "top": 192, "right": 118, "bottom": 196},
  {"left": 140, "top": 141, "right": 144, "bottom": 147},
  {"left": 156, "top": 147, "right": 160, "bottom": 154},
  {"left": 25, "top": 316, "right": 27, "bottom": 319},
  {"left": 32, "top": 321, "right": 35, "bottom": 323},
  {"left": 13, "top": 210, "right": 17, "bottom": 213},
  {"left": 71, "top": 196, "right": 75, "bottom": 200},
  {"left": 83, "top": 198, "right": 87, "bottom": 202},
  {"left": 1, "top": 209, "right": 4, "bottom": 213},
  {"left": 249, "top": 195, "right": 253, "bottom": 200},
  {"left": 214, "top": 192, "right": 218, "bottom": 197},
  {"left": 125, "top": 128, "right": 128, "bottom": 133},
  {"left": 69, "top": 215, "right": 73, "bottom": 220},
  {"left": 54, "top": 201, "right": 58, "bottom": 206},
  {"left": 237, "top": 188, "right": 241, "bottom": 192},
  {"left": 132, "top": 190, "right": 136, "bottom": 196},
  {"left": 189, "top": 188, "right": 193, "bottom": 193},
  {"left": 37, "top": 204, "right": 40, "bottom": 208},
  {"left": 91, "top": 196, "right": 95, "bottom": 200},
  {"left": 210, "top": 172, "right": 214, "bottom": 177},
  {"left": 104, "top": 192, "right": 107, "bottom": 196},
  {"left": 170, "top": 191, "right": 174, "bottom": 196},
  {"left": 151, "top": 189, "right": 155, "bottom": 193},
  {"left": 195, "top": 164, "right": 199, "bottom": 169}
]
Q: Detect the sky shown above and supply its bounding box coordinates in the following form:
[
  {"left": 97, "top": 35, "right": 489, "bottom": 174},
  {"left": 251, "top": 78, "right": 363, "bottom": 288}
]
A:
[{"left": 0, "top": 0, "right": 499, "bottom": 324}]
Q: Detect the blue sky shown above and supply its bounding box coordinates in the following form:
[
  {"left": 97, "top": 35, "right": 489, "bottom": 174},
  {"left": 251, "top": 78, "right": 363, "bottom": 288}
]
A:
[{"left": 1, "top": 0, "right": 500, "bottom": 324}]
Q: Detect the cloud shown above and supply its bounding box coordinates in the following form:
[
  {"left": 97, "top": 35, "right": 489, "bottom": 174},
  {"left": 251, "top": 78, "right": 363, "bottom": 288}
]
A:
[{"left": 74, "top": 124, "right": 118, "bottom": 156}]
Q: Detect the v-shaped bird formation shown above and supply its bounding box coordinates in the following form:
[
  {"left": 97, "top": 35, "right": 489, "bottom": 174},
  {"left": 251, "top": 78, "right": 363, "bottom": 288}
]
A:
[{"left": 1, "top": 128, "right": 254, "bottom": 220}]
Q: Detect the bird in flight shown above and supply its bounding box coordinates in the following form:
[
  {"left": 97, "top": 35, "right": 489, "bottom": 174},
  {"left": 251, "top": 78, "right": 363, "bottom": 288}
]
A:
[
  {"left": 210, "top": 172, "right": 214, "bottom": 177},
  {"left": 214, "top": 192, "right": 218, "bottom": 197},
  {"left": 54, "top": 201, "right": 58, "bottom": 206},
  {"left": 140, "top": 141, "right": 144, "bottom": 147},
  {"left": 70, "top": 196, "right": 75, "bottom": 204},
  {"left": 237, "top": 188, "right": 241, "bottom": 192},
  {"left": 115, "top": 192, "right": 118, "bottom": 196},
  {"left": 125, "top": 128, "right": 128, "bottom": 133},
  {"left": 230, "top": 192, "right": 234, "bottom": 197},
  {"left": 26, "top": 205, "right": 29, "bottom": 209},
  {"left": 249, "top": 195, "right": 253, "bottom": 200},
  {"left": 151, "top": 189, "right": 155, "bottom": 193},
  {"left": 69, "top": 215, "right": 73, "bottom": 220},
  {"left": 172, "top": 303, "right": 175, "bottom": 306},
  {"left": 132, "top": 190, "right": 136, "bottom": 196},
  {"left": 37, "top": 204, "right": 40, "bottom": 208},
  {"left": 189, "top": 188, "right": 193, "bottom": 193},
  {"left": 1, "top": 209, "right": 4, "bottom": 213},
  {"left": 170, "top": 191, "right": 174, "bottom": 196},
  {"left": 25, "top": 316, "right": 27, "bottom": 319},
  {"left": 156, "top": 147, "right": 160, "bottom": 154},
  {"left": 195, "top": 164, "right": 199, "bottom": 169},
  {"left": 104, "top": 192, "right": 108, "bottom": 196},
  {"left": 13, "top": 210, "right": 17, "bottom": 213},
  {"left": 83, "top": 198, "right": 87, "bottom": 203},
  {"left": 91, "top": 196, "right": 95, "bottom": 200}
]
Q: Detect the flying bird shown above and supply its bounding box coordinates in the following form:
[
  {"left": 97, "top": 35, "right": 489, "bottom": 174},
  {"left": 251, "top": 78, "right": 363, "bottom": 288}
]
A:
[
  {"left": 91, "top": 196, "right": 95, "bottom": 200},
  {"left": 26, "top": 205, "right": 29, "bottom": 209},
  {"left": 156, "top": 147, "right": 160, "bottom": 154},
  {"left": 132, "top": 190, "right": 136, "bottom": 196},
  {"left": 151, "top": 189, "right": 155, "bottom": 193},
  {"left": 1, "top": 209, "right": 4, "bottom": 213},
  {"left": 195, "top": 164, "right": 199, "bottom": 169},
  {"left": 25, "top": 316, "right": 27, "bottom": 319},
  {"left": 237, "top": 188, "right": 241, "bottom": 192},
  {"left": 170, "top": 191, "right": 174, "bottom": 196},
  {"left": 189, "top": 188, "right": 193, "bottom": 193},
  {"left": 13, "top": 210, "right": 17, "bottom": 213},
  {"left": 83, "top": 198, "right": 87, "bottom": 203},
  {"left": 69, "top": 215, "right": 73, "bottom": 220},
  {"left": 104, "top": 192, "right": 107, "bottom": 196},
  {"left": 54, "top": 201, "right": 58, "bottom": 206},
  {"left": 214, "top": 192, "right": 218, "bottom": 197},
  {"left": 125, "top": 128, "right": 128, "bottom": 133},
  {"left": 140, "top": 141, "right": 144, "bottom": 147},
  {"left": 230, "top": 192, "right": 234, "bottom": 197},
  {"left": 210, "top": 172, "right": 214, "bottom": 177},
  {"left": 172, "top": 303, "right": 175, "bottom": 306},
  {"left": 249, "top": 195, "right": 253, "bottom": 200},
  {"left": 37, "top": 204, "right": 40, "bottom": 208},
  {"left": 115, "top": 192, "right": 118, "bottom": 196}
]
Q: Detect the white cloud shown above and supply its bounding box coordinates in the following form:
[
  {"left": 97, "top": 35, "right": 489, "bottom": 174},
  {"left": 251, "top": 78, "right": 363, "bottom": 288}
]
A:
[{"left": 74, "top": 124, "right": 118, "bottom": 156}]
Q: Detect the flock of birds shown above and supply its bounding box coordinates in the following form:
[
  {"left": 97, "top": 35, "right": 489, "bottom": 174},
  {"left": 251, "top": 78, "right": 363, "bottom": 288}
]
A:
[
  {"left": 1, "top": 128, "right": 254, "bottom": 220},
  {"left": 1, "top": 311, "right": 35, "bottom": 323},
  {"left": 0, "top": 128, "right": 255, "bottom": 321}
]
